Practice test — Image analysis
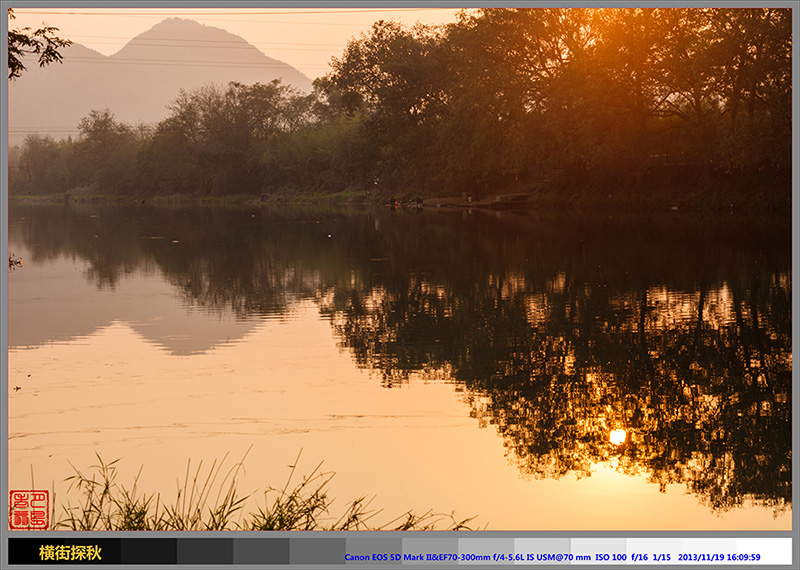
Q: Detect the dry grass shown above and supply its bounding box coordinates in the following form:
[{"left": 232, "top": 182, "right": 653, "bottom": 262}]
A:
[{"left": 47, "top": 450, "right": 478, "bottom": 531}]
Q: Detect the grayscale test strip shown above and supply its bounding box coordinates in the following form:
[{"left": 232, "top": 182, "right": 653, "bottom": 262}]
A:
[{"left": 5, "top": 536, "right": 794, "bottom": 565}]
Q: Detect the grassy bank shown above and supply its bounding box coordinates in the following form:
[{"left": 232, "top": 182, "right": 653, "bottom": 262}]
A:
[
  {"left": 12, "top": 452, "right": 479, "bottom": 531},
  {"left": 8, "top": 169, "right": 791, "bottom": 214},
  {"left": 8, "top": 188, "right": 373, "bottom": 208}
]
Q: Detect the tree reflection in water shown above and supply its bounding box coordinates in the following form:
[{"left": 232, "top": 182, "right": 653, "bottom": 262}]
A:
[{"left": 9, "top": 205, "right": 791, "bottom": 515}]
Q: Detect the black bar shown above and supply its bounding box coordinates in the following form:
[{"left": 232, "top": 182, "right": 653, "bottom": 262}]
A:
[{"left": 8, "top": 538, "right": 121, "bottom": 564}]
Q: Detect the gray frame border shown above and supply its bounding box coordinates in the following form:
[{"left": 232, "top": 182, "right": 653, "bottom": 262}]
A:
[{"left": 1, "top": 0, "right": 797, "bottom": 568}]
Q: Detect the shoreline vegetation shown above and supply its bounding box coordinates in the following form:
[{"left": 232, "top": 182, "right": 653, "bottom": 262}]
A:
[
  {"left": 14, "top": 452, "right": 480, "bottom": 531},
  {"left": 7, "top": 168, "right": 790, "bottom": 215},
  {"left": 8, "top": 9, "right": 790, "bottom": 215}
]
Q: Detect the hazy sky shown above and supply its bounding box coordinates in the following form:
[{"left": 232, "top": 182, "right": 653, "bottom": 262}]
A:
[{"left": 8, "top": 7, "right": 463, "bottom": 79}]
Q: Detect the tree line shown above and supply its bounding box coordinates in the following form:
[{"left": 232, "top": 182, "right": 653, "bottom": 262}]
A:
[{"left": 9, "top": 8, "right": 791, "bottom": 202}]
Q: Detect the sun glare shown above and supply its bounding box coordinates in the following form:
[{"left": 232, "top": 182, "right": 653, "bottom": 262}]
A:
[{"left": 609, "top": 429, "right": 627, "bottom": 446}]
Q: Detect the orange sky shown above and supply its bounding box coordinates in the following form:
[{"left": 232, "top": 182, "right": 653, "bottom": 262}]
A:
[{"left": 8, "top": 7, "right": 463, "bottom": 80}]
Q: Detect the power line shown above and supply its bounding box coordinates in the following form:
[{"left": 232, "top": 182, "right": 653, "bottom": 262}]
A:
[
  {"left": 71, "top": 40, "right": 341, "bottom": 53},
  {"left": 14, "top": 8, "right": 456, "bottom": 16},
  {"left": 12, "top": 11, "right": 456, "bottom": 26},
  {"left": 70, "top": 34, "right": 344, "bottom": 47},
  {"left": 10, "top": 129, "right": 83, "bottom": 132},
  {"left": 51, "top": 55, "right": 331, "bottom": 70},
  {"left": 9, "top": 123, "right": 320, "bottom": 135},
  {"left": 14, "top": 17, "right": 393, "bottom": 27}
]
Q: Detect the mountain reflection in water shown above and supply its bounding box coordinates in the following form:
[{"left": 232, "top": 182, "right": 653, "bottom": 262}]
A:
[{"left": 8, "top": 205, "right": 791, "bottom": 519}]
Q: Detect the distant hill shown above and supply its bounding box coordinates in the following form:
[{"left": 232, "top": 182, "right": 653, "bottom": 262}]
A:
[{"left": 8, "top": 18, "right": 314, "bottom": 146}]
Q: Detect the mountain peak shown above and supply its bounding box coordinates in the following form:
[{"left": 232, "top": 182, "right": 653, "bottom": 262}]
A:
[
  {"left": 130, "top": 17, "right": 238, "bottom": 41},
  {"left": 9, "top": 17, "right": 313, "bottom": 146}
]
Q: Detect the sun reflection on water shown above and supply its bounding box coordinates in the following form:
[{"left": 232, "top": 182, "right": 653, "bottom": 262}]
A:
[{"left": 609, "top": 428, "right": 627, "bottom": 446}]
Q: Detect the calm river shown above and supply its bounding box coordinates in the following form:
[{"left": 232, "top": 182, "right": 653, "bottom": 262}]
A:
[{"left": 7, "top": 204, "right": 792, "bottom": 530}]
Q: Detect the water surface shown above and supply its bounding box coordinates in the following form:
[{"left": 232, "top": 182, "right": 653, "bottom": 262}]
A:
[{"left": 7, "top": 204, "right": 792, "bottom": 530}]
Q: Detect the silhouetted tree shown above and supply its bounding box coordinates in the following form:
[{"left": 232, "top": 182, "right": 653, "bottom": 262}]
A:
[{"left": 7, "top": 8, "right": 71, "bottom": 79}]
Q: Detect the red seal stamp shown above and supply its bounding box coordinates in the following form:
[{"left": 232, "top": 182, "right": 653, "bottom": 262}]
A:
[{"left": 9, "top": 490, "right": 49, "bottom": 530}]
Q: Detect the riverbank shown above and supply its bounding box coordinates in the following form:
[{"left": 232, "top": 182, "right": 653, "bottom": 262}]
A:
[
  {"left": 7, "top": 189, "right": 371, "bottom": 208},
  {"left": 421, "top": 167, "right": 791, "bottom": 214},
  {"left": 8, "top": 171, "right": 792, "bottom": 214}
]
